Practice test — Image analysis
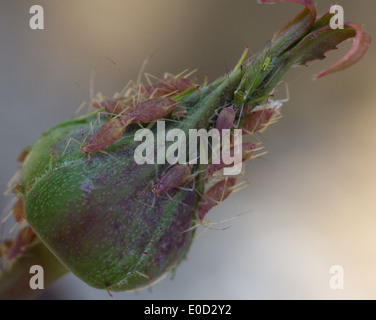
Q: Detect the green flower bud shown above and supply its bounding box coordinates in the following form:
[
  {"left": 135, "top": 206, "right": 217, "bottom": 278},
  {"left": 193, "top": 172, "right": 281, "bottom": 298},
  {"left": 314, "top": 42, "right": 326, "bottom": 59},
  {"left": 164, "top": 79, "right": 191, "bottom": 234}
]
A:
[{"left": 0, "top": 0, "right": 369, "bottom": 298}]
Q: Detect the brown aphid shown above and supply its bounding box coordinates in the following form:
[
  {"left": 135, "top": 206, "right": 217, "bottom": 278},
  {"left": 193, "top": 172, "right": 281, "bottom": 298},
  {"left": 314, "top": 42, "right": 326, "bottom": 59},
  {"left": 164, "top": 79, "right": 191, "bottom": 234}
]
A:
[
  {"left": 13, "top": 197, "right": 24, "bottom": 223},
  {"left": 17, "top": 147, "right": 30, "bottom": 163},
  {"left": 216, "top": 106, "right": 235, "bottom": 132},
  {"left": 6, "top": 226, "right": 37, "bottom": 260},
  {"left": 120, "top": 98, "right": 178, "bottom": 124},
  {"left": 152, "top": 164, "right": 192, "bottom": 196},
  {"left": 82, "top": 98, "right": 178, "bottom": 153},
  {"left": 197, "top": 177, "right": 237, "bottom": 220},
  {"left": 81, "top": 117, "right": 133, "bottom": 154},
  {"left": 142, "top": 76, "right": 198, "bottom": 98},
  {"left": 207, "top": 142, "right": 256, "bottom": 176},
  {"left": 92, "top": 97, "right": 133, "bottom": 115},
  {"left": 241, "top": 108, "right": 275, "bottom": 134}
]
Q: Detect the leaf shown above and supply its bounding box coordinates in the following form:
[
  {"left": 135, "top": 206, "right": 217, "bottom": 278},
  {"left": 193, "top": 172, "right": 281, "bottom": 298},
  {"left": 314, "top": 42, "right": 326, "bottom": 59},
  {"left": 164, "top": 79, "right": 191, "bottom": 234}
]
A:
[
  {"left": 291, "top": 25, "right": 356, "bottom": 67},
  {"left": 259, "top": 0, "right": 317, "bottom": 56},
  {"left": 316, "top": 22, "right": 371, "bottom": 79}
]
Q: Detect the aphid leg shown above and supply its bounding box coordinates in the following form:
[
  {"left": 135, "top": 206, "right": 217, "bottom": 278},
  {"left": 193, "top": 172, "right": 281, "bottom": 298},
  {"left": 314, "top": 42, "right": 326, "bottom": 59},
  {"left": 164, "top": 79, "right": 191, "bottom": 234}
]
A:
[
  {"left": 6, "top": 226, "right": 37, "bottom": 260},
  {"left": 196, "top": 177, "right": 237, "bottom": 220},
  {"left": 73, "top": 100, "right": 89, "bottom": 118},
  {"left": 62, "top": 136, "right": 83, "bottom": 157},
  {"left": 233, "top": 102, "right": 245, "bottom": 129}
]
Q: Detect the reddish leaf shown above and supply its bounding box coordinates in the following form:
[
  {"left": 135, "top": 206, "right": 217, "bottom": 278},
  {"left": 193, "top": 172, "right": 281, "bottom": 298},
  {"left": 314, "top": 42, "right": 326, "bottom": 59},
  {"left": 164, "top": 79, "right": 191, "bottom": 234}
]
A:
[
  {"left": 316, "top": 22, "right": 371, "bottom": 79},
  {"left": 259, "top": 0, "right": 316, "bottom": 55}
]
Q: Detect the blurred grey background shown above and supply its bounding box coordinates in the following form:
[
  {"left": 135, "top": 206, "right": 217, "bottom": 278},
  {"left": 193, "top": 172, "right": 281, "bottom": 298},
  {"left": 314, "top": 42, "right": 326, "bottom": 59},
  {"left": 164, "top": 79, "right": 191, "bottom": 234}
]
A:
[{"left": 1, "top": 0, "right": 375, "bottom": 299}]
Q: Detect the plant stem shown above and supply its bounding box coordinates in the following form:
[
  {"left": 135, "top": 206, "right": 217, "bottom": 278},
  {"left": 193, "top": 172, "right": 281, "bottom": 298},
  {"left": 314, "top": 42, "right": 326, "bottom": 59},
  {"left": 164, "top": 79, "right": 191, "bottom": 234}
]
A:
[{"left": 0, "top": 240, "right": 68, "bottom": 300}]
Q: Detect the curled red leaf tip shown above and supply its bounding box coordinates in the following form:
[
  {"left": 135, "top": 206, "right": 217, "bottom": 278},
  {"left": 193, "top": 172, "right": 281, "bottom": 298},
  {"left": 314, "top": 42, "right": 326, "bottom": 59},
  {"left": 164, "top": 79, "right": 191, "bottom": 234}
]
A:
[
  {"left": 316, "top": 22, "right": 371, "bottom": 79},
  {"left": 258, "top": 0, "right": 316, "bottom": 25}
]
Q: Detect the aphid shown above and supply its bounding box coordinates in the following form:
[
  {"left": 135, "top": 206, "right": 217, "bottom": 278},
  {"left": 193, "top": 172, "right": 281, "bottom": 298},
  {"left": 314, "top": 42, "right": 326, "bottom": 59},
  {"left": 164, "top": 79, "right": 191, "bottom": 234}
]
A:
[
  {"left": 262, "top": 56, "right": 271, "bottom": 71},
  {"left": 241, "top": 83, "right": 288, "bottom": 134},
  {"left": 92, "top": 96, "right": 132, "bottom": 115},
  {"left": 120, "top": 98, "right": 178, "bottom": 125},
  {"left": 207, "top": 142, "right": 256, "bottom": 176},
  {"left": 216, "top": 106, "right": 235, "bottom": 132},
  {"left": 142, "top": 76, "right": 198, "bottom": 98},
  {"left": 81, "top": 117, "right": 133, "bottom": 154},
  {"left": 6, "top": 226, "right": 36, "bottom": 260},
  {"left": 12, "top": 197, "right": 24, "bottom": 223},
  {"left": 197, "top": 177, "right": 237, "bottom": 220},
  {"left": 241, "top": 108, "right": 275, "bottom": 134},
  {"left": 152, "top": 164, "right": 192, "bottom": 196},
  {"left": 82, "top": 98, "right": 178, "bottom": 153},
  {"left": 17, "top": 147, "right": 30, "bottom": 163}
]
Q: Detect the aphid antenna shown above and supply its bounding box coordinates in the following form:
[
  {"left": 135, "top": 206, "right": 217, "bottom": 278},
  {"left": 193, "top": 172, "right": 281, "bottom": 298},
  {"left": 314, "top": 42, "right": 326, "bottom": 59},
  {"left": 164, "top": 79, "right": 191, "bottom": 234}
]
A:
[
  {"left": 164, "top": 191, "right": 197, "bottom": 211},
  {"left": 231, "top": 180, "right": 250, "bottom": 194},
  {"left": 98, "top": 151, "right": 128, "bottom": 166},
  {"left": 133, "top": 197, "right": 156, "bottom": 209},
  {"left": 198, "top": 219, "right": 231, "bottom": 232},
  {"left": 136, "top": 80, "right": 144, "bottom": 105},
  {"left": 252, "top": 150, "right": 269, "bottom": 159},
  {"left": 61, "top": 137, "right": 83, "bottom": 157},
  {"left": 202, "top": 209, "right": 254, "bottom": 230},
  {"left": 161, "top": 89, "right": 180, "bottom": 99},
  {"left": 119, "top": 80, "right": 137, "bottom": 97},
  {"left": 180, "top": 222, "right": 201, "bottom": 234},
  {"left": 143, "top": 72, "right": 154, "bottom": 86},
  {"left": 73, "top": 100, "right": 90, "bottom": 118},
  {"left": 234, "top": 102, "right": 245, "bottom": 128}
]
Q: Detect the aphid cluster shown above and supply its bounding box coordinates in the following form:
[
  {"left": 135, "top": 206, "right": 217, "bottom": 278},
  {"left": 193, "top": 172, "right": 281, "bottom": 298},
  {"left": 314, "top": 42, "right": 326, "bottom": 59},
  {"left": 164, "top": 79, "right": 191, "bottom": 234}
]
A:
[
  {"left": 80, "top": 66, "right": 282, "bottom": 224},
  {"left": 0, "top": 0, "right": 370, "bottom": 298}
]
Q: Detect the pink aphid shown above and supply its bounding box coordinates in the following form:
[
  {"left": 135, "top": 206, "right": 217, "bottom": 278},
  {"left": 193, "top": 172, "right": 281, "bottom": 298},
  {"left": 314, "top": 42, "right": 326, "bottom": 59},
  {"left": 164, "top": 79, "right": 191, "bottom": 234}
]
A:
[
  {"left": 241, "top": 108, "right": 275, "bottom": 134},
  {"left": 81, "top": 117, "right": 133, "bottom": 154},
  {"left": 197, "top": 177, "right": 237, "bottom": 220},
  {"left": 92, "top": 97, "right": 132, "bottom": 115},
  {"left": 152, "top": 164, "right": 192, "bottom": 196},
  {"left": 216, "top": 106, "right": 235, "bottom": 132},
  {"left": 142, "top": 76, "right": 198, "bottom": 98},
  {"left": 208, "top": 142, "right": 256, "bottom": 176},
  {"left": 6, "top": 226, "right": 36, "bottom": 260},
  {"left": 120, "top": 98, "right": 178, "bottom": 125},
  {"left": 13, "top": 197, "right": 24, "bottom": 223},
  {"left": 82, "top": 98, "right": 178, "bottom": 153}
]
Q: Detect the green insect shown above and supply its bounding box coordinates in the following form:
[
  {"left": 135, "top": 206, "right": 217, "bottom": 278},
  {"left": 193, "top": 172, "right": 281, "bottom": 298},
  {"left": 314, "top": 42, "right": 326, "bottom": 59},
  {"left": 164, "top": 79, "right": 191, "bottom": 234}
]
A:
[{"left": 262, "top": 56, "right": 271, "bottom": 71}]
